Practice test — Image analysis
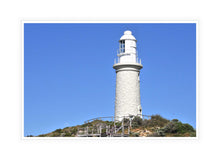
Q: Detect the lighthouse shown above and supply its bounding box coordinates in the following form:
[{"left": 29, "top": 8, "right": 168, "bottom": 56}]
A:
[{"left": 113, "top": 30, "right": 143, "bottom": 121}]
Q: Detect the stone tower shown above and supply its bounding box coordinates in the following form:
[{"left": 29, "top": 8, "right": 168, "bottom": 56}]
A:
[{"left": 113, "top": 30, "right": 143, "bottom": 121}]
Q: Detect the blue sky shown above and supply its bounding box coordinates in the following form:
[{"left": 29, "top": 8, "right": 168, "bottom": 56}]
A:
[{"left": 24, "top": 23, "right": 196, "bottom": 136}]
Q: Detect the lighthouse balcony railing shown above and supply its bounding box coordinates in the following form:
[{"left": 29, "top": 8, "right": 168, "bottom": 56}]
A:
[{"left": 114, "top": 58, "right": 142, "bottom": 65}]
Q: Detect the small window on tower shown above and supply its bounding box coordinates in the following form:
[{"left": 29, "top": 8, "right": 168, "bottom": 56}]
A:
[{"left": 119, "top": 40, "right": 125, "bottom": 53}]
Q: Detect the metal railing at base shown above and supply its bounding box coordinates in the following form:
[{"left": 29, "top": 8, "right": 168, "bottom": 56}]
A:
[{"left": 77, "top": 114, "right": 151, "bottom": 137}]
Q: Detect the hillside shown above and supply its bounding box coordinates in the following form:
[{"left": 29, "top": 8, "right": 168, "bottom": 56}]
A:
[{"left": 29, "top": 115, "right": 196, "bottom": 137}]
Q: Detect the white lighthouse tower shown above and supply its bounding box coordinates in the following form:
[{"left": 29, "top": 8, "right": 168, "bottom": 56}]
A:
[{"left": 113, "top": 30, "right": 143, "bottom": 121}]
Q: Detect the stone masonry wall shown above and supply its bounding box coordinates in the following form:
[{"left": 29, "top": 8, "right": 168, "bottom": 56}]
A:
[{"left": 114, "top": 69, "right": 141, "bottom": 121}]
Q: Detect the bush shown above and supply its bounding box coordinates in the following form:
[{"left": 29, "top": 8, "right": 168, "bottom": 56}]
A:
[
  {"left": 172, "top": 119, "right": 179, "bottom": 122},
  {"left": 71, "top": 128, "right": 78, "bottom": 135},
  {"left": 190, "top": 132, "right": 196, "bottom": 137},
  {"left": 115, "top": 122, "right": 122, "bottom": 128},
  {"left": 163, "top": 119, "right": 195, "bottom": 134},
  {"left": 26, "top": 135, "right": 34, "bottom": 137},
  {"left": 181, "top": 123, "right": 195, "bottom": 133},
  {"left": 163, "top": 120, "right": 179, "bottom": 133},
  {"left": 151, "top": 115, "right": 170, "bottom": 127},
  {"left": 143, "top": 115, "right": 170, "bottom": 128},
  {"left": 123, "top": 118, "right": 130, "bottom": 124},
  {"left": 157, "top": 129, "right": 166, "bottom": 137},
  {"left": 54, "top": 129, "right": 62, "bottom": 133},
  {"left": 38, "top": 134, "right": 47, "bottom": 137},
  {"left": 132, "top": 116, "right": 143, "bottom": 128},
  {"left": 64, "top": 132, "right": 72, "bottom": 137},
  {"left": 105, "top": 121, "right": 114, "bottom": 126},
  {"left": 51, "top": 132, "right": 60, "bottom": 137},
  {"left": 130, "top": 132, "right": 140, "bottom": 137}
]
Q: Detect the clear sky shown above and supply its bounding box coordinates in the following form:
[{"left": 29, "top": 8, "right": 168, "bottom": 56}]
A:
[{"left": 24, "top": 23, "right": 196, "bottom": 136}]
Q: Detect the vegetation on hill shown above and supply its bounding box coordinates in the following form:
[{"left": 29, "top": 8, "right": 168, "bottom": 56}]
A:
[
  {"left": 28, "top": 115, "right": 196, "bottom": 137},
  {"left": 131, "top": 115, "right": 196, "bottom": 137}
]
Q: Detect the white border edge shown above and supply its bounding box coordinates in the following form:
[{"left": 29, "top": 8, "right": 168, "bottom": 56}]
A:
[{"left": 21, "top": 20, "right": 198, "bottom": 141}]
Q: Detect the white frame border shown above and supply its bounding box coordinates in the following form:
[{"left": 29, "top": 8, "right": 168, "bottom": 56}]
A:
[{"left": 21, "top": 20, "right": 198, "bottom": 140}]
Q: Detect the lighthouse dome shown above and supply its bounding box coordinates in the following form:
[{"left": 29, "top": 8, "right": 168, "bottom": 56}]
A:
[{"left": 120, "top": 30, "right": 136, "bottom": 41}]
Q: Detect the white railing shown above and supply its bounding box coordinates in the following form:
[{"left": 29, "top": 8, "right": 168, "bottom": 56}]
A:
[
  {"left": 114, "top": 57, "right": 142, "bottom": 65},
  {"left": 77, "top": 115, "right": 152, "bottom": 137}
]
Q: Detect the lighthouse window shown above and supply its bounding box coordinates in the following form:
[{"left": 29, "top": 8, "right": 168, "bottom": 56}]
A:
[{"left": 119, "top": 40, "right": 125, "bottom": 53}]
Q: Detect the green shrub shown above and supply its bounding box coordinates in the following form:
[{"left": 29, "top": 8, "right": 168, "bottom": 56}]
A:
[
  {"left": 105, "top": 121, "right": 114, "bottom": 126},
  {"left": 130, "top": 132, "right": 140, "bottom": 137},
  {"left": 115, "top": 122, "right": 121, "bottom": 128},
  {"left": 143, "top": 115, "right": 170, "bottom": 128},
  {"left": 38, "top": 134, "right": 46, "bottom": 137},
  {"left": 163, "top": 119, "right": 195, "bottom": 134},
  {"left": 51, "top": 132, "right": 60, "bottom": 137},
  {"left": 172, "top": 119, "right": 179, "bottom": 122},
  {"left": 157, "top": 129, "right": 166, "bottom": 137},
  {"left": 64, "top": 132, "right": 72, "bottom": 137},
  {"left": 71, "top": 128, "right": 78, "bottom": 135},
  {"left": 26, "top": 135, "right": 34, "bottom": 137},
  {"left": 163, "top": 120, "right": 179, "bottom": 133},
  {"left": 151, "top": 115, "right": 170, "bottom": 127},
  {"left": 54, "top": 129, "right": 62, "bottom": 133},
  {"left": 190, "top": 132, "right": 196, "bottom": 137},
  {"left": 123, "top": 118, "right": 130, "bottom": 124},
  {"left": 132, "top": 116, "right": 143, "bottom": 128},
  {"left": 181, "top": 123, "right": 195, "bottom": 133}
]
